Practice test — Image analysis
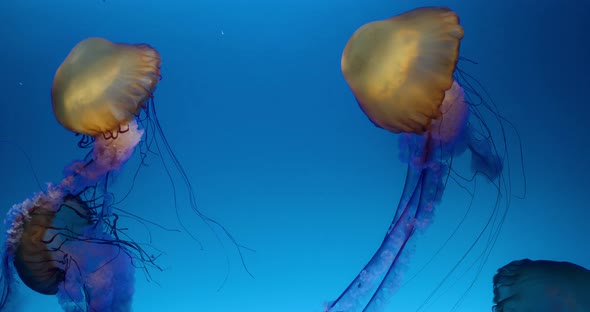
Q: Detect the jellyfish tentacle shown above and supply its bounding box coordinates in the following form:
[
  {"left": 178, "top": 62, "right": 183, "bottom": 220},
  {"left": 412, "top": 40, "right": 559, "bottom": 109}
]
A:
[
  {"left": 325, "top": 168, "right": 421, "bottom": 311},
  {"left": 362, "top": 139, "right": 448, "bottom": 311},
  {"left": 465, "top": 126, "right": 503, "bottom": 181},
  {"left": 328, "top": 134, "right": 449, "bottom": 311}
]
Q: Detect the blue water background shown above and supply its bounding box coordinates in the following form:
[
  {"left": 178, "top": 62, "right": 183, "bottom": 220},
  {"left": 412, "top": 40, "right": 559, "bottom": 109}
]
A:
[{"left": 1, "top": 0, "right": 588, "bottom": 311}]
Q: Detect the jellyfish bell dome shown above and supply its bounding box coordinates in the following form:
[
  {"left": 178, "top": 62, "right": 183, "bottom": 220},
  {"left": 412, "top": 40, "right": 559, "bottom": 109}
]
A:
[
  {"left": 51, "top": 37, "right": 161, "bottom": 138},
  {"left": 493, "top": 259, "right": 590, "bottom": 312},
  {"left": 341, "top": 7, "right": 464, "bottom": 137},
  {"left": 6, "top": 189, "right": 92, "bottom": 296}
]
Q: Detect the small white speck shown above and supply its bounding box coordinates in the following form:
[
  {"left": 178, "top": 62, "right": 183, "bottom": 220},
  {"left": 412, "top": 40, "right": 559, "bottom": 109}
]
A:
[
  {"left": 18, "top": 82, "right": 23, "bottom": 86},
  {"left": 221, "top": 30, "right": 224, "bottom": 35}
]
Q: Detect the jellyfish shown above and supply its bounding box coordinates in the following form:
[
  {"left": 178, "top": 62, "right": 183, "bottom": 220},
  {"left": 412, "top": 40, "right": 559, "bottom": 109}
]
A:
[
  {"left": 493, "top": 259, "right": 590, "bottom": 312},
  {"left": 0, "top": 186, "right": 151, "bottom": 311},
  {"left": 326, "top": 7, "right": 517, "bottom": 311},
  {"left": 0, "top": 125, "right": 159, "bottom": 311},
  {"left": 50, "top": 37, "right": 252, "bottom": 282},
  {"left": 51, "top": 37, "right": 158, "bottom": 182}
]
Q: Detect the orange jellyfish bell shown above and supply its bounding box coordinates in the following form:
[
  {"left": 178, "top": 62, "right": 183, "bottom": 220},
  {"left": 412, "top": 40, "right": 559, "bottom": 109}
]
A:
[
  {"left": 12, "top": 194, "right": 91, "bottom": 295},
  {"left": 341, "top": 7, "right": 464, "bottom": 134},
  {"left": 51, "top": 37, "right": 161, "bottom": 137}
]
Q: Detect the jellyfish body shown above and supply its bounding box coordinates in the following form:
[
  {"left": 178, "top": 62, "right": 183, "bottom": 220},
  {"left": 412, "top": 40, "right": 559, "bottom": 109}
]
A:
[
  {"left": 326, "top": 7, "right": 506, "bottom": 311},
  {"left": 493, "top": 259, "right": 590, "bottom": 312},
  {"left": 50, "top": 37, "right": 251, "bottom": 291},
  {"left": 12, "top": 193, "right": 96, "bottom": 296},
  {"left": 341, "top": 7, "right": 463, "bottom": 135},
  {"left": 50, "top": 37, "right": 156, "bottom": 207},
  {"left": 51, "top": 37, "right": 161, "bottom": 138},
  {"left": 1, "top": 184, "right": 138, "bottom": 312}
]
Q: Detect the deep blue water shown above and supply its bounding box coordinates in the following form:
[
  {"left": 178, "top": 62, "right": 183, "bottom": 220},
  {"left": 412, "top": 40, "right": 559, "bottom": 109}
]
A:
[{"left": 0, "top": 0, "right": 588, "bottom": 311}]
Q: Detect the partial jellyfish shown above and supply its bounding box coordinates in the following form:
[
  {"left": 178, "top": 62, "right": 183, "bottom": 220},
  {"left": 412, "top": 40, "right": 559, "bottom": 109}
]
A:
[
  {"left": 493, "top": 259, "right": 590, "bottom": 312},
  {"left": 51, "top": 37, "right": 251, "bottom": 280},
  {"left": 0, "top": 123, "right": 157, "bottom": 311},
  {"left": 1, "top": 185, "right": 153, "bottom": 311},
  {"left": 326, "top": 7, "right": 522, "bottom": 311}
]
